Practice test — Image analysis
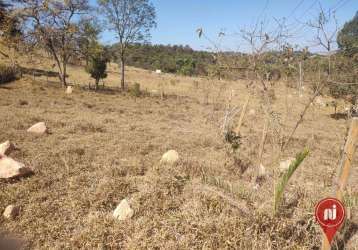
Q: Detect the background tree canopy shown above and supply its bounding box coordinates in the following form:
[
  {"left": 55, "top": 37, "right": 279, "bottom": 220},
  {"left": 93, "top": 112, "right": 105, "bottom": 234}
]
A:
[
  {"left": 107, "top": 43, "right": 214, "bottom": 76},
  {"left": 338, "top": 11, "right": 358, "bottom": 56}
]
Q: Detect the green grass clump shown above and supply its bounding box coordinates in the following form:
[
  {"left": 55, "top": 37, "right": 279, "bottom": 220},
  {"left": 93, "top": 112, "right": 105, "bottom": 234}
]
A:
[
  {"left": 130, "top": 82, "right": 141, "bottom": 97},
  {"left": 274, "top": 148, "right": 309, "bottom": 215}
]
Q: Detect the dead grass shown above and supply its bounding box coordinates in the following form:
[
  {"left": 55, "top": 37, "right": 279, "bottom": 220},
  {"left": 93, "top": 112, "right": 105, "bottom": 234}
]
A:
[{"left": 0, "top": 55, "right": 358, "bottom": 249}]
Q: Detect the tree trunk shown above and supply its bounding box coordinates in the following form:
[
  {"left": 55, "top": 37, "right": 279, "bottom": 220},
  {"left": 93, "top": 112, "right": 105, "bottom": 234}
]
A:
[
  {"left": 62, "top": 60, "right": 67, "bottom": 87},
  {"left": 95, "top": 78, "right": 99, "bottom": 90},
  {"left": 120, "top": 56, "right": 125, "bottom": 90}
]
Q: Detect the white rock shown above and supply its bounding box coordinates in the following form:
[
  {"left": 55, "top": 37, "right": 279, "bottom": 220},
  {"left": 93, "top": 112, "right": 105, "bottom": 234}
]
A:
[
  {"left": 258, "top": 164, "right": 266, "bottom": 177},
  {"left": 155, "top": 69, "right": 162, "bottom": 74},
  {"left": 248, "top": 109, "right": 256, "bottom": 116},
  {"left": 279, "top": 157, "right": 295, "bottom": 173},
  {"left": 66, "top": 86, "right": 73, "bottom": 94},
  {"left": 315, "top": 97, "right": 326, "bottom": 107},
  {"left": 113, "top": 199, "right": 133, "bottom": 221},
  {"left": 0, "top": 155, "right": 33, "bottom": 179},
  {"left": 3, "top": 205, "right": 19, "bottom": 219},
  {"left": 0, "top": 141, "right": 14, "bottom": 155},
  {"left": 27, "top": 122, "right": 47, "bottom": 134},
  {"left": 160, "top": 150, "right": 179, "bottom": 165}
]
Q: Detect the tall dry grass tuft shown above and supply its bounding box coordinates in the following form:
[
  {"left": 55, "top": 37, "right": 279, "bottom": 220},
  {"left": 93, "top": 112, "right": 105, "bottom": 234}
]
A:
[
  {"left": 274, "top": 148, "right": 309, "bottom": 215},
  {"left": 0, "top": 64, "right": 18, "bottom": 84}
]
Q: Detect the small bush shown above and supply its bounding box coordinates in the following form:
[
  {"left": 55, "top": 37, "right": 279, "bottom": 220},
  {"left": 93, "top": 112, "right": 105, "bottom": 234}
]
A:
[
  {"left": 225, "top": 130, "right": 241, "bottom": 151},
  {"left": 130, "top": 83, "right": 141, "bottom": 97},
  {"left": 328, "top": 83, "right": 358, "bottom": 99},
  {"left": 0, "top": 64, "right": 18, "bottom": 84}
]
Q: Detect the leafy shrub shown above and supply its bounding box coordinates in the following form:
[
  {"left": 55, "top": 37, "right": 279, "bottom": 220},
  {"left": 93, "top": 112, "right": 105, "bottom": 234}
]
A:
[
  {"left": 225, "top": 130, "right": 241, "bottom": 151},
  {"left": 328, "top": 83, "right": 358, "bottom": 99},
  {"left": 130, "top": 83, "right": 141, "bottom": 97},
  {"left": 176, "top": 57, "right": 196, "bottom": 76},
  {"left": 85, "top": 42, "right": 108, "bottom": 89}
]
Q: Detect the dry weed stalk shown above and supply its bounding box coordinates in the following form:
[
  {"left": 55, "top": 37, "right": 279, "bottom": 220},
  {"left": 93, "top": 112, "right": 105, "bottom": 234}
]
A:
[
  {"left": 220, "top": 89, "right": 240, "bottom": 137},
  {"left": 257, "top": 117, "right": 269, "bottom": 169},
  {"left": 201, "top": 174, "right": 250, "bottom": 202},
  {"left": 234, "top": 94, "right": 250, "bottom": 135},
  {"left": 280, "top": 82, "right": 326, "bottom": 153}
]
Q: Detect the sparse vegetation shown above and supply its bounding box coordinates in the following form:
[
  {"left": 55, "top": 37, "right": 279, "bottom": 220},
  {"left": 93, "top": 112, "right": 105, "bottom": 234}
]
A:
[
  {"left": 130, "top": 82, "right": 141, "bottom": 97},
  {"left": 85, "top": 43, "right": 109, "bottom": 90},
  {"left": 98, "top": 0, "right": 157, "bottom": 90},
  {"left": 274, "top": 148, "right": 310, "bottom": 215},
  {"left": 1, "top": 0, "right": 358, "bottom": 249}
]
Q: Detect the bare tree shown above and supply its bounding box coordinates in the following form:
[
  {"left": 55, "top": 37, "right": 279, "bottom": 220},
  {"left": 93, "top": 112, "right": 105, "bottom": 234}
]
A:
[
  {"left": 98, "top": 0, "right": 156, "bottom": 90},
  {"left": 77, "top": 17, "right": 102, "bottom": 66},
  {"left": 241, "top": 19, "right": 289, "bottom": 88},
  {"left": 308, "top": 4, "right": 339, "bottom": 77},
  {"left": 14, "top": 0, "right": 91, "bottom": 87},
  {"left": 0, "top": 0, "right": 22, "bottom": 62}
]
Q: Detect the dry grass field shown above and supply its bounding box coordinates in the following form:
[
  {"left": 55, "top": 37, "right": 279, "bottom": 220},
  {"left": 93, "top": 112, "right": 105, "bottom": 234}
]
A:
[{"left": 1, "top": 57, "right": 358, "bottom": 249}]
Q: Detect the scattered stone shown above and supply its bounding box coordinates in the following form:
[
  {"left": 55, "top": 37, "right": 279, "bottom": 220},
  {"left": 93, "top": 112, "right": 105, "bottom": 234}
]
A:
[
  {"left": 150, "top": 89, "right": 159, "bottom": 96},
  {"left": 315, "top": 97, "right": 326, "bottom": 107},
  {"left": 3, "top": 205, "right": 19, "bottom": 219},
  {"left": 279, "top": 157, "right": 295, "bottom": 173},
  {"left": 66, "top": 86, "right": 73, "bottom": 94},
  {"left": 258, "top": 164, "right": 266, "bottom": 177},
  {"left": 113, "top": 199, "right": 133, "bottom": 221},
  {"left": 27, "top": 122, "right": 47, "bottom": 135},
  {"left": 0, "top": 141, "right": 14, "bottom": 155},
  {"left": 160, "top": 150, "right": 179, "bottom": 165},
  {"left": 248, "top": 109, "right": 256, "bottom": 116},
  {"left": 0, "top": 155, "right": 33, "bottom": 179}
]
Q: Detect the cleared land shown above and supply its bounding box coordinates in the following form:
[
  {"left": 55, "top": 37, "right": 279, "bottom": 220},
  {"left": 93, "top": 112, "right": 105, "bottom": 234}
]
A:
[{"left": 0, "top": 59, "right": 358, "bottom": 249}]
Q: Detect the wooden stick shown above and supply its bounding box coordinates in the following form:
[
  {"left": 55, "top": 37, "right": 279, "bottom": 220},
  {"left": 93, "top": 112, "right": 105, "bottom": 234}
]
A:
[
  {"left": 336, "top": 117, "right": 358, "bottom": 201},
  {"left": 258, "top": 117, "right": 269, "bottom": 167},
  {"left": 234, "top": 95, "right": 250, "bottom": 135},
  {"left": 321, "top": 117, "right": 358, "bottom": 250}
]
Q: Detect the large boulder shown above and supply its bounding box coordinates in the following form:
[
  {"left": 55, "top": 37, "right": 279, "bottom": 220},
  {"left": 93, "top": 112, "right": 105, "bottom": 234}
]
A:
[
  {"left": 27, "top": 122, "right": 47, "bottom": 135},
  {"left": 0, "top": 141, "right": 14, "bottom": 155},
  {"left": 160, "top": 150, "right": 179, "bottom": 165},
  {"left": 0, "top": 155, "right": 33, "bottom": 179},
  {"left": 113, "top": 199, "right": 133, "bottom": 221},
  {"left": 3, "top": 205, "right": 20, "bottom": 220}
]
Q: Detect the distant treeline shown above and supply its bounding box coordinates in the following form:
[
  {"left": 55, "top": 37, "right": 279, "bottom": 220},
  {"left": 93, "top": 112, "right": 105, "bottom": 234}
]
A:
[
  {"left": 107, "top": 43, "right": 215, "bottom": 76},
  {"left": 106, "top": 43, "right": 357, "bottom": 86}
]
